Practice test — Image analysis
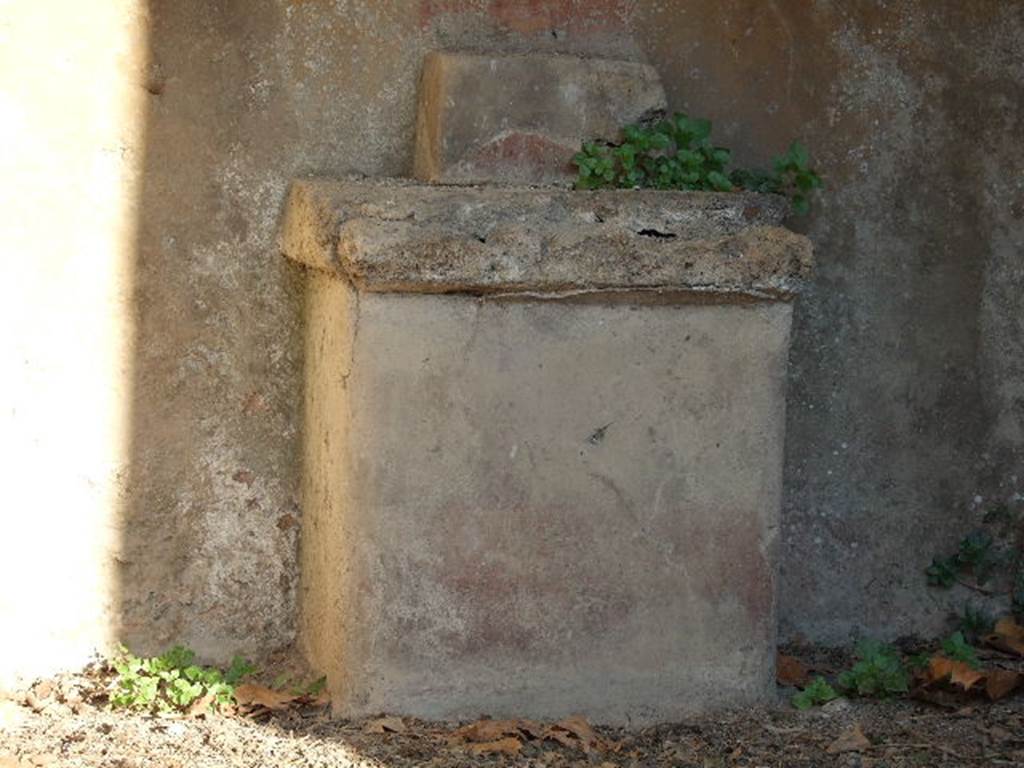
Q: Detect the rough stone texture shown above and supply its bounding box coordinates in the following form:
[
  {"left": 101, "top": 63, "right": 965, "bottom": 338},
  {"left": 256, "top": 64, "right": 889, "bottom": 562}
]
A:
[
  {"left": 4, "top": 0, "right": 1024, "bottom": 688},
  {"left": 414, "top": 51, "right": 665, "bottom": 185},
  {"left": 281, "top": 178, "right": 810, "bottom": 298},
  {"left": 630, "top": 2, "right": 1024, "bottom": 642},
  {"left": 289, "top": 185, "right": 801, "bottom": 721},
  {"left": 298, "top": 267, "right": 792, "bottom": 723}
]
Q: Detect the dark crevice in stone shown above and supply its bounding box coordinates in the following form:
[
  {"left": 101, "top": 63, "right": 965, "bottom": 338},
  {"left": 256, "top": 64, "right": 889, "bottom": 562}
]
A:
[{"left": 637, "top": 228, "right": 677, "bottom": 239}]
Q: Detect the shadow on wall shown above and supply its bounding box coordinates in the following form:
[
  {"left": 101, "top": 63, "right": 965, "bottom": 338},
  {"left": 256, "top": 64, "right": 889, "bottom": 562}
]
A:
[
  {"left": 89, "top": 0, "right": 1024, "bottom": 672},
  {"left": 112, "top": 0, "right": 649, "bottom": 666},
  {"left": 114, "top": 0, "right": 310, "bottom": 660}
]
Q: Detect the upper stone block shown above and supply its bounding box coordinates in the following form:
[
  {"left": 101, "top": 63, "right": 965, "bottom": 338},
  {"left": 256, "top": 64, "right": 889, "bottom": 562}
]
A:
[
  {"left": 280, "top": 178, "right": 812, "bottom": 300},
  {"left": 413, "top": 52, "right": 666, "bottom": 186}
]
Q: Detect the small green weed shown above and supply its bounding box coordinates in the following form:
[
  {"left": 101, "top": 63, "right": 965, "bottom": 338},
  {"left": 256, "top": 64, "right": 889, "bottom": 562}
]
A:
[
  {"left": 572, "top": 113, "right": 822, "bottom": 215},
  {"left": 941, "top": 631, "right": 980, "bottom": 668},
  {"left": 909, "top": 652, "right": 931, "bottom": 672},
  {"left": 956, "top": 603, "right": 995, "bottom": 641},
  {"left": 927, "top": 529, "right": 998, "bottom": 588},
  {"left": 110, "top": 645, "right": 255, "bottom": 713},
  {"left": 791, "top": 676, "right": 839, "bottom": 710},
  {"left": 837, "top": 639, "right": 910, "bottom": 698},
  {"left": 271, "top": 671, "right": 328, "bottom": 697},
  {"left": 926, "top": 556, "right": 959, "bottom": 589},
  {"left": 927, "top": 500, "right": 1024, "bottom": 617}
]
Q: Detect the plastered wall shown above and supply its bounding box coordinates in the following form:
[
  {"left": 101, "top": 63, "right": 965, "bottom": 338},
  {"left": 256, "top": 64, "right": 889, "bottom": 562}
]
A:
[{"left": 2, "top": 0, "right": 1022, "bottom": 685}]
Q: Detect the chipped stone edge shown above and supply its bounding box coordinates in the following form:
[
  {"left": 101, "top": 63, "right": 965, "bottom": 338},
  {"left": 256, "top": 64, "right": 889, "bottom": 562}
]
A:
[{"left": 279, "top": 177, "right": 814, "bottom": 302}]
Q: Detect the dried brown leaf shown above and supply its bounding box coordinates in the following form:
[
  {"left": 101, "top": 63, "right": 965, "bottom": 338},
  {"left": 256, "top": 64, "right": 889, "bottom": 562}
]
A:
[
  {"left": 545, "top": 714, "right": 614, "bottom": 754},
  {"left": 449, "top": 718, "right": 543, "bottom": 744},
  {"left": 516, "top": 719, "right": 547, "bottom": 740},
  {"left": 545, "top": 727, "right": 579, "bottom": 751},
  {"left": 776, "top": 653, "right": 810, "bottom": 687},
  {"left": 985, "top": 669, "right": 1022, "bottom": 701},
  {"left": 452, "top": 719, "right": 515, "bottom": 742},
  {"left": 987, "top": 618, "right": 1024, "bottom": 657},
  {"left": 554, "top": 714, "right": 598, "bottom": 742},
  {"left": 291, "top": 691, "right": 331, "bottom": 710},
  {"left": 467, "top": 737, "right": 522, "bottom": 755},
  {"left": 233, "top": 684, "right": 296, "bottom": 711},
  {"left": 926, "top": 656, "right": 985, "bottom": 690},
  {"left": 826, "top": 723, "right": 870, "bottom": 754},
  {"left": 996, "top": 617, "right": 1024, "bottom": 641},
  {"left": 185, "top": 691, "right": 215, "bottom": 718},
  {"left": 364, "top": 716, "right": 406, "bottom": 734}
]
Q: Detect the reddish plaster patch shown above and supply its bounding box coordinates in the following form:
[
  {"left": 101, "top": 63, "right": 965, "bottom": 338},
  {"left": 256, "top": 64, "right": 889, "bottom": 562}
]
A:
[
  {"left": 683, "top": 513, "right": 774, "bottom": 625},
  {"left": 231, "top": 469, "right": 256, "bottom": 487},
  {"left": 429, "top": 517, "right": 635, "bottom": 657},
  {"left": 489, "top": 0, "right": 634, "bottom": 35},
  {"left": 465, "top": 131, "right": 576, "bottom": 179},
  {"left": 418, "top": 0, "right": 634, "bottom": 35}
]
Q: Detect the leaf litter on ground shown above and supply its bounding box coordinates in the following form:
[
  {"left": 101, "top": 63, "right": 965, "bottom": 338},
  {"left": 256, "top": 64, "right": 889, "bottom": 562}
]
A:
[
  {"left": 7, "top": 641, "right": 1024, "bottom": 766},
  {"left": 363, "top": 715, "right": 407, "bottom": 734},
  {"left": 826, "top": 722, "right": 871, "bottom": 754},
  {"left": 911, "top": 622, "right": 1024, "bottom": 703},
  {"left": 986, "top": 616, "right": 1024, "bottom": 656},
  {"left": 776, "top": 652, "right": 810, "bottom": 687},
  {"left": 446, "top": 714, "right": 618, "bottom": 756}
]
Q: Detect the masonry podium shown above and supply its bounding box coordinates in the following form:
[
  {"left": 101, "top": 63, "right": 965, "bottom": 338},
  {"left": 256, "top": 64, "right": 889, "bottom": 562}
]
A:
[{"left": 281, "top": 176, "right": 811, "bottom": 724}]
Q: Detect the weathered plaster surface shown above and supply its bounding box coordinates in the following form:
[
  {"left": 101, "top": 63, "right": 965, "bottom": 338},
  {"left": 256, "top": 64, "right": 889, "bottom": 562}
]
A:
[
  {"left": 4, "top": 0, "right": 1022, "bottom": 686},
  {"left": 118, "top": 0, "right": 663, "bottom": 666},
  {"left": 298, "top": 280, "right": 791, "bottom": 724},
  {"left": 84, "top": 0, "right": 1024, "bottom": 660},
  {"left": 281, "top": 179, "right": 810, "bottom": 297},
  {"left": 286, "top": 181, "right": 802, "bottom": 720},
  {"left": 632, "top": 2, "right": 1024, "bottom": 641}
]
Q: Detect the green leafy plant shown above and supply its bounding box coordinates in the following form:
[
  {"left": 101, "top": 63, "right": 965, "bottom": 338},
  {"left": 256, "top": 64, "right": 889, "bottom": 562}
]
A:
[
  {"left": 909, "top": 652, "right": 932, "bottom": 672},
  {"left": 926, "top": 555, "right": 959, "bottom": 588},
  {"left": 572, "top": 112, "right": 822, "bottom": 214},
  {"left": 792, "top": 676, "right": 839, "bottom": 710},
  {"left": 764, "top": 141, "right": 822, "bottom": 215},
  {"left": 271, "top": 671, "right": 328, "bottom": 697},
  {"left": 109, "top": 645, "right": 255, "bottom": 713},
  {"left": 837, "top": 639, "right": 910, "bottom": 698},
  {"left": 956, "top": 602, "right": 995, "bottom": 641},
  {"left": 941, "top": 631, "right": 980, "bottom": 668},
  {"left": 927, "top": 500, "right": 1024, "bottom": 618}
]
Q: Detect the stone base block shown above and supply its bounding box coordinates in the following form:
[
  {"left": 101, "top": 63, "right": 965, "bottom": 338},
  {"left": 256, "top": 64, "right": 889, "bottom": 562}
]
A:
[
  {"left": 298, "top": 285, "right": 792, "bottom": 724},
  {"left": 284, "top": 179, "right": 808, "bottom": 724}
]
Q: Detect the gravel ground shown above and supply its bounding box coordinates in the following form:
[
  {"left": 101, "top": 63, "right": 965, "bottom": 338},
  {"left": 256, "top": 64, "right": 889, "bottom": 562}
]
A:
[{"left": 2, "top": 654, "right": 1023, "bottom": 768}]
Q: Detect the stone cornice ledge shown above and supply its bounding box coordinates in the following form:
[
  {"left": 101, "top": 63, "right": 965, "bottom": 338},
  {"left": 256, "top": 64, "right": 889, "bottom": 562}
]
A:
[{"left": 280, "top": 177, "right": 813, "bottom": 300}]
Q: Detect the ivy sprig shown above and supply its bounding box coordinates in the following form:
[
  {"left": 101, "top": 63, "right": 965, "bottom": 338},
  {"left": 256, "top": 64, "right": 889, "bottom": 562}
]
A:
[{"left": 573, "top": 112, "right": 822, "bottom": 215}]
